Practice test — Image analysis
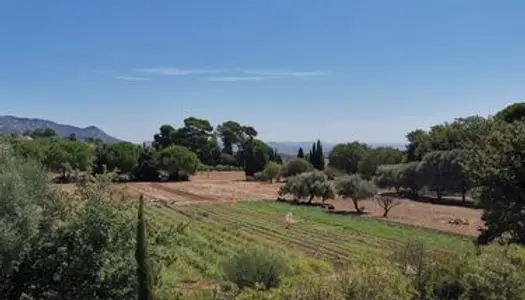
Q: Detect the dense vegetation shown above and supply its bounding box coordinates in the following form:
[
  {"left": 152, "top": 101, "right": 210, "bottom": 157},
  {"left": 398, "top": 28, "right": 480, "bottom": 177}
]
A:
[
  {"left": 7, "top": 118, "right": 285, "bottom": 182},
  {"left": 2, "top": 102, "right": 525, "bottom": 299}
]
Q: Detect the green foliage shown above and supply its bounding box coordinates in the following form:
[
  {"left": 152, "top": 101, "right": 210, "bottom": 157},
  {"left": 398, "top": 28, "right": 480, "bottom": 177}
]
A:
[
  {"left": 358, "top": 146, "right": 404, "bottom": 179},
  {"left": 308, "top": 140, "right": 325, "bottom": 170},
  {"left": 24, "top": 128, "right": 58, "bottom": 139},
  {"left": 44, "top": 139, "right": 94, "bottom": 180},
  {"left": 153, "top": 118, "right": 221, "bottom": 166},
  {"left": 243, "top": 138, "right": 270, "bottom": 176},
  {"left": 278, "top": 171, "right": 335, "bottom": 203},
  {"left": 273, "top": 275, "right": 343, "bottom": 300},
  {"left": 133, "top": 144, "right": 160, "bottom": 181},
  {"left": 328, "top": 141, "right": 368, "bottom": 174},
  {"left": 136, "top": 195, "right": 154, "bottom": 300},
  {"left": 156, "top": 145, "right": 200, "bottom": 180},
  {"left": 463, "top": 120, "right": 525, "bottom": 244},
  {"left": 374, "top": 164, "right": 403, "bottom": 192},
  {"left": 279, "top": 158, "right": 314, "bottom": 178},
  {"left": 335, "top": 174, "right": 378, "bottom": 213},
  {"left": 222, "top": 247, "right": 289, "bottom": 291},
  {"left": 398, "top": 162, "right": 422, "bottom": 196},
  {"left": 0, "top": 148, "right": 184, "bottom": 299},
  {"left": 323, "top": 166, "right": 345, "bottom": 180},
  {"left": 261, "top": 161, "right": 281, "bottom": 183},
  {"left": 11, "top": 139, "right": 48, "bottom": 164},
  {"left": 216, "top": 121, "right": 245, "bottom": 155},
  {"left": 405, "top": 129, "right": 431, "bottom": 162},
  {"left": 337, "top": 263, "right": 414, "bottom": 300},
  {"left": 461, "top": 244, "right": 525, "bottom": 300},
  {"left": 94, "top": 141, "right": 140, "bottom": 175},
  {"left": 0, "top": 148, "right": 62, "bottom": 280},
  {"left": 494, "top": 102, "right": 525, "bottom": 123}
]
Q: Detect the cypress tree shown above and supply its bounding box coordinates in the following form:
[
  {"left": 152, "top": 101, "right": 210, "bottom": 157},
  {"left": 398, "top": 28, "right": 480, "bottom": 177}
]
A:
[
  {"left": 297, "top": 147, "right": 305, "bottom": 159},
  {"left": 316, "top": 139, "right": 325, "bottom": 170},
  {"left": 309, "top": 143, "right": 316, "bottom": 167},
  {"left": 136, "top": 194, "right": 153, "bottom": 300},
  {"left": 244, "top": 139, "right": 257, "bottom": 176}
]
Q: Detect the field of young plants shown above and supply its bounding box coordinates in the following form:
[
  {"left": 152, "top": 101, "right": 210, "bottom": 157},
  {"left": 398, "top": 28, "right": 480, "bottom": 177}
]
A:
[{"left": 146, "top": 201, "right": 474, "bottom": 293}]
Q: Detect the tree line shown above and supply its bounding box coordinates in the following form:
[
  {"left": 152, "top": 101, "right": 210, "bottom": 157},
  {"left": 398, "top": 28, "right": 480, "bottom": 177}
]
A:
[
  {"left": 278, "top": 102, "right": 525, "bottom": 246},
  {"left": 5, "top": 117, "right": 285, "bottom": 182},
  {"left": 4, "top": 102, "right": 525, "bottom": 245}
]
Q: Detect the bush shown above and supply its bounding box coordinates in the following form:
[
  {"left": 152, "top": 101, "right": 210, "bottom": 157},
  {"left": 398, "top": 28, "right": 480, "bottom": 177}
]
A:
[
  {"left": 274, "top": 275, "right": 343, "bottom": 300},
  {"left": 337, "top": 263, "right": 414, "bottom": 300},
  {"left": 279, "top": 158, "right": 314, "bottom": 178},
  {"left": 278, "top": 171, "right": 335, "bottom": 204},
  {"left": 222, "top": 248, "right": 290, "bottom": 291},
  {"left": 261, "top": 162, "right": 281, "bottom": 183},
  {"left": 0, "top": 149, "right": 184, "bottom": 299},
  {"left": 461, "top": 244, "right": 525, "bottom": 300}
]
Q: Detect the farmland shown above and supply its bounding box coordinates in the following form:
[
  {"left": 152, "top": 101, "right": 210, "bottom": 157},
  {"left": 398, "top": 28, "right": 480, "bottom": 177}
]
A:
[
  {"left": 67, "top": 171, "right": 483, "bottom": 236},
  {"left": 146, "top": 200, "right": 474, "bottom": 294}
]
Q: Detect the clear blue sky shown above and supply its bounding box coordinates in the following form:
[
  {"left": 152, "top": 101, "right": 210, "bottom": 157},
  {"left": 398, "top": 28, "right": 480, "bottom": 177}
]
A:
[{"left": 1, "top": 1, "right": 524, "bottom": 143}]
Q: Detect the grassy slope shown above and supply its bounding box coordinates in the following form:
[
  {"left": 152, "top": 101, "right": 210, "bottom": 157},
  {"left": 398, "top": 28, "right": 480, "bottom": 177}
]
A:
[{"left": 147, "top": 201, "right": 473, "bottom": 292}]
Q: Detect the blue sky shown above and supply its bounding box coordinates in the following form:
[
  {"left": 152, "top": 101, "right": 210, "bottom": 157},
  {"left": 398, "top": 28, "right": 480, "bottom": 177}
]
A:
[{"left": 1, "top": 1, "right": 524, "bottom": 143}]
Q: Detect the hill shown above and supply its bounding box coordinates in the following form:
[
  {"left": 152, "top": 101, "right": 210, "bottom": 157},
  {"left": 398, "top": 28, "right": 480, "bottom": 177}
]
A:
[{"left": 0, "top": 115, "right": 122, "bottom": 143}]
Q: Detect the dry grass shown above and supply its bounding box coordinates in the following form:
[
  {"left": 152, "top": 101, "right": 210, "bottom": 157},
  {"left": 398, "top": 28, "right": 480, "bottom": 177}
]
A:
[{"left": 57, "top": 171, "right": 483, "bottom": 237}]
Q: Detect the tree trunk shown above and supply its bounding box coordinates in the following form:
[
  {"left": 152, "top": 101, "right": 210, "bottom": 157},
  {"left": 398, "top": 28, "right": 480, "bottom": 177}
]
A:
[
  {"left": 436, "top": 189, "right": 443, "bottom": 201},
  {"left": 383, "top": 208, "right": 389, "bottom": 218},
  {"left": 352, "top": 199, "right": 361, "bottom": 213},
  {"left": 308, "top": 194, "right": 314, "bottom": 204},
  {"left": 462, "top": 188, "right": 467, "bottom": 202}
]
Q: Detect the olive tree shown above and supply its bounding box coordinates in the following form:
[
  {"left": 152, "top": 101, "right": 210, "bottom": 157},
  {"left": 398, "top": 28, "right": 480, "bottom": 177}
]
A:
[
  {"left": 278, "top": 171, "right": 335, "bottom": 204},
  {"left": 261, "top": 161, "right": 281, "bottom": 183},
  {"left": 335, "top": 174, "right": 378, "bottom": 213},
  {"left": 374, "top": 164, "right": 403, "bottom": 193},
  {"left": 279, "top": 158, "right": 314, "bottom": 178}
]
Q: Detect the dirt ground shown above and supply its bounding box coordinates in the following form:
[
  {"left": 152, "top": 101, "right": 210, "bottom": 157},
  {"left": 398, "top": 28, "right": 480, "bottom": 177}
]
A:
[{"left": 60, "top": 171, "right": 483, "bottom": 237}]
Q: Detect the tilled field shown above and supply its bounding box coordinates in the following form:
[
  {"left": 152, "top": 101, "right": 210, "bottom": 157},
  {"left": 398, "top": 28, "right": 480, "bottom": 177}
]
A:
[
  {"left": 59, "top": 171, "right": 483, "bottom": 236},
  {"left": 147, "top": 201, "right": 473, "bottom": 292}
]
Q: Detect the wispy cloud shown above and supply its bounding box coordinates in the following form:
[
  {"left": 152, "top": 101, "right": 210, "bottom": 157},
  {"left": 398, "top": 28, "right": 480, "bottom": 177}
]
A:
[
  {"left": 206, "top": 76, "right": 275, "bottom": 82},
  {"left": 240, "top": 69, "right": 330, "bottom": 77},
  {"left": 114, "top": 76, "right": 150, "bottom": 81},
  {"left": 135, "top": 67, "right": 220, "bottom": 76}
]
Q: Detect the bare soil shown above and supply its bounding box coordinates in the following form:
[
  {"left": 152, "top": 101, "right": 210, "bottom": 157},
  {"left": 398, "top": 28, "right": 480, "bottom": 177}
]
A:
[{"left": 59, "top": 171, "right": 483, "bottom": 237}]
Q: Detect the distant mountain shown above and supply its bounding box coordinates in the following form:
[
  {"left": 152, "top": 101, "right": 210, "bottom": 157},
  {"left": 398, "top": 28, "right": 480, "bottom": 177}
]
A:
[
  {"left": 267, "top": 141, "right": 406, "bottom": 156},
  {"left": 0, "top": 115, "right": 122, "bottom": 144}
]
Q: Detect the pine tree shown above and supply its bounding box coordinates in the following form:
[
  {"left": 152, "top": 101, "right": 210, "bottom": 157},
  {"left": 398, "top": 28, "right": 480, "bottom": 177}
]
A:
[
  {"left": 297, "top": 147, "right": 305, "bottom": 159},
  {"left": 136, "top": 194, "right": 154, "bottom": 300}
]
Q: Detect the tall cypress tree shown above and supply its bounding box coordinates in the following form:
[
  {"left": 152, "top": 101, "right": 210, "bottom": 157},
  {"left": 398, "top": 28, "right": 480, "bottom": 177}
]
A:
[
  {"left": 316, "top": 139, "right": 325, "bottom": 170},
  {"left": 297, "top": 147, "right": 305, "bottom": 158},
  {"left": 309, "top": 143, "right": 316, "bottom": 167},
  {"left": 136, "top": 194, "right": 153, "bottom": 300}
]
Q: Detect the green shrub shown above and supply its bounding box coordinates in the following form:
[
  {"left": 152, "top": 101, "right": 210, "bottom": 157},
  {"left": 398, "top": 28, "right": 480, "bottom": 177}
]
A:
[
  {"left": 274, "top": 275, "right": 343, "bottom": 300},
  {"left": 461, "top": 244, "right": 525, "bottom": 300},
  {"left": 222, "top": 248, "right": 290, "bottom": 291},
  {"left": 261, "top": 162, "right": 281, "bottom": 183},
  {"left": 280, "top": 158, "right": 314, "bottom": 178},
  {"left": 337, "top": 263, "right": 414, "bottom": 300}
]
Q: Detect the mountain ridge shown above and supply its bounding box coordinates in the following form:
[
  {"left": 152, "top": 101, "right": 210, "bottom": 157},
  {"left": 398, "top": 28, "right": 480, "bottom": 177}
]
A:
[{"left": 0, "top": 115, "right": 122, "bottom": 144}]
